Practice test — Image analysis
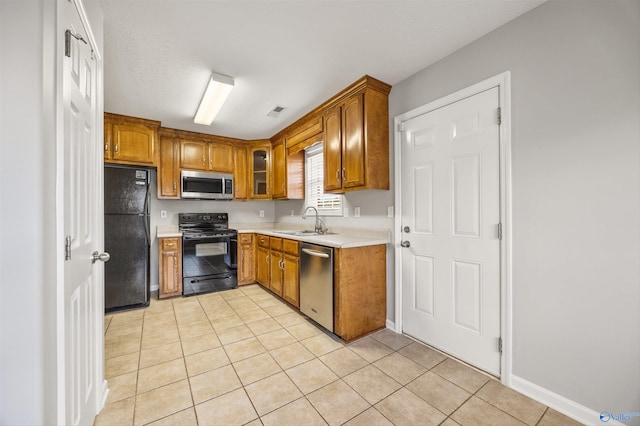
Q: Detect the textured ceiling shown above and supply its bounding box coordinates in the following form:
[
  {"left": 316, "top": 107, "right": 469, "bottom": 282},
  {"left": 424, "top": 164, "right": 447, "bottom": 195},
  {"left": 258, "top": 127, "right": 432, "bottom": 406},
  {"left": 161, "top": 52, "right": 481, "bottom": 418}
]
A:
[{"left": 103, "top": 0, "right": 545, "bottom": 139}]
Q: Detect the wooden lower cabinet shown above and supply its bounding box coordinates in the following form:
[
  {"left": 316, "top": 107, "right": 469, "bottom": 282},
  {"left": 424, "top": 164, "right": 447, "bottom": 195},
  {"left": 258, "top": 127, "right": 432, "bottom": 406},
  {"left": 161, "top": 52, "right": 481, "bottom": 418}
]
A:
[
  {"left": 238, "top": 233, "right": 256, "bottom": 285},
  {"left": 282, "top": 253, "right": 299, "bottom": 308},
  {"left": 253, "top": 234, "right": 299, "bottom": 306},
  {"left": 159, "top": 237, "right": 182, "bottom": 299},
  {"left": 256, "top": 235, "right": 270, "bottom": 289},
  {"left": 334, "top": 244, "right": 386, "bottom": 342}
]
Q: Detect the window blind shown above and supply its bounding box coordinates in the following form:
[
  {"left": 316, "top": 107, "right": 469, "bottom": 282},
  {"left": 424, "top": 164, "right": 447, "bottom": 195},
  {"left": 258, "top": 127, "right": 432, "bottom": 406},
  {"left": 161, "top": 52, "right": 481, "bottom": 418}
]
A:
[{"left": 305, "top": 144, "right": 342, "bottom": 215}]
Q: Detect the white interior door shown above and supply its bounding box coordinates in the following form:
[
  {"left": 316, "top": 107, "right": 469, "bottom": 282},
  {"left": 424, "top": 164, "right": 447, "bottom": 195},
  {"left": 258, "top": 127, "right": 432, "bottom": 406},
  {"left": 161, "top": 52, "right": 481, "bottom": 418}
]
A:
[
  {"left": 401, "top": 87, "right": 501, "bottom": 375},
  {"left": 62, "top": 1, "right": 103, "bottom": 424}
]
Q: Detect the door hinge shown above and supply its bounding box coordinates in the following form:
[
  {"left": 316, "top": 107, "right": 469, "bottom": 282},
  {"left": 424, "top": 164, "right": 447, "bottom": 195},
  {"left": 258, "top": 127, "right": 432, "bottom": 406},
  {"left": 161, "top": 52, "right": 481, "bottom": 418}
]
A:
[
  {"left": 398, "top": 122, "right": 406, "bottom": 132},
  {"left": 65, "top": 235, "right": 72, "bottom": 261},
  {"left": 65, "top": 29, "right": 87, "bottom": 58},
  {"left": 498, "top": 337, "right": 503, "bottom": 354},
  {"left": 498, "top": 222, "right": 503, "bottom": 240},
  {"left": 497, "top": 107, "right": 502, "bottom": 125}
]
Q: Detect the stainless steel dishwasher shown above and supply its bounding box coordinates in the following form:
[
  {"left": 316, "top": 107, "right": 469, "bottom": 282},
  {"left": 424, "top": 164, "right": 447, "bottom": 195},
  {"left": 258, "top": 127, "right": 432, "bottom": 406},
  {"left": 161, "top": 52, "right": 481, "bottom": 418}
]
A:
[{"left": 299, "top": 242, "right": 334, "bottom": 332}]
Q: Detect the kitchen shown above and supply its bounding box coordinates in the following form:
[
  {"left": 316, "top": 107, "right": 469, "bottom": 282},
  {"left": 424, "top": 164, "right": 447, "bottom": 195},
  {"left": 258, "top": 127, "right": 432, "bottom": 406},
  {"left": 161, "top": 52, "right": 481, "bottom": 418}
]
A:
[{"left": 1, "top": 1, "right": 638, "bottom": 426}]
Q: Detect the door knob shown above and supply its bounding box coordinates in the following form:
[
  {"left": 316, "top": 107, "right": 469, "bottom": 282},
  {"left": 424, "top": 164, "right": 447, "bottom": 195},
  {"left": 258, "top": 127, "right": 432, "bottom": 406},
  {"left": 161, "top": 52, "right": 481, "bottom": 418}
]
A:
[
  {"left": 400, "top": 241, "right": 410, "bottom": 248},
  {"left": 92, "top": 251, "right": 111, "bottom": 263}
]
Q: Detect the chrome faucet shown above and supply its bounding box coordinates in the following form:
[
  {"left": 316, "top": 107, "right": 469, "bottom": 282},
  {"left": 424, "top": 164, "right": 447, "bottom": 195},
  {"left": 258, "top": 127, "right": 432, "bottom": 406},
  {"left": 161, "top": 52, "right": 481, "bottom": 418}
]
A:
[{"left": 302, "top": 206, "right": 327, "bottom": 234}]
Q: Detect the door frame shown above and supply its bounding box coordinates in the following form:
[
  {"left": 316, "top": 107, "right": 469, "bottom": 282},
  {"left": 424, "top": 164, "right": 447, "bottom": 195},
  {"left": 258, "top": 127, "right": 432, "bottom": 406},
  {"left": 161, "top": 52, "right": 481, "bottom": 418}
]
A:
[
  {"left": 55, "top": 0, "right": 106, "bottom": 422},
  {"left": 393, "top": 71, "right": 513, "bottom": 385}
]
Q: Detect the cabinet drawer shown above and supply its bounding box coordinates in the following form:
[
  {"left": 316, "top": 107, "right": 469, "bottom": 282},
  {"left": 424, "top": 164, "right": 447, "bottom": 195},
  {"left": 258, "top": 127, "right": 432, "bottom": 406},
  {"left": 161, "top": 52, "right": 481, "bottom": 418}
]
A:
[
  {"left": 239, "top": 233, "right": 253, "bottom": 244},
  {"left": 282, "top": 239, "right": 299, "bottom": 256},
  {"left": 269, "top": 237, "right": 283, "bottom": 251},
  {"left": 257, "top": 234, "right": 270, "bottom": 248},
  {"left": 161, "top": 238, "right": 180, "bottom": 250}
]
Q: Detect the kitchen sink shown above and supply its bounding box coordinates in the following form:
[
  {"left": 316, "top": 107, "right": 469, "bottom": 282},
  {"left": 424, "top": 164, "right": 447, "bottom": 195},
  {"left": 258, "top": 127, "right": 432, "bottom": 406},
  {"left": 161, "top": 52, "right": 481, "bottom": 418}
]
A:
[{"left": 274, "top": 230, "right": 336, "bottom": 236}]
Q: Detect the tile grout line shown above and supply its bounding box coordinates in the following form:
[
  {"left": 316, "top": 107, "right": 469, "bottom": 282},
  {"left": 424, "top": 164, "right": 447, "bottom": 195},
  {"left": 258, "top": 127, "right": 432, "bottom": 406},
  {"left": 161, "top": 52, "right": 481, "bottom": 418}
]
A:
[{"left": 103, "top": 285, "right": 554, "bottom": 426}]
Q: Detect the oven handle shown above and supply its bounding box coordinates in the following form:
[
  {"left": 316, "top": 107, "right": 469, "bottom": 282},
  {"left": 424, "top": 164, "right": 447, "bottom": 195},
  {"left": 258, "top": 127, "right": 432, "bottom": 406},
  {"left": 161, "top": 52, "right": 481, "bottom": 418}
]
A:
[{"left": 182, "top": 234, "right": 236, "bottom": 241}]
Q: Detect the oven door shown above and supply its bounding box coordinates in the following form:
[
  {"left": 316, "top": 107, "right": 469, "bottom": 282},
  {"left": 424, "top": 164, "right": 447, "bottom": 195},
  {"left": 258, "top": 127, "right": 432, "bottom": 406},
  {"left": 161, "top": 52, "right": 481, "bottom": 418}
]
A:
[{"left": 182, "top": 233, "right": 238, "bottom": 296}]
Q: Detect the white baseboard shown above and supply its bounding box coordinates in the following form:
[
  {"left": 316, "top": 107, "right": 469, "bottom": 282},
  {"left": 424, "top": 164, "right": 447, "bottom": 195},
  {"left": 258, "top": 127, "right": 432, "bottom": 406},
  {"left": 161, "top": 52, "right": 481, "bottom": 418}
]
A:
[
  {"left": 385, "top": 319, "right": 396, "bottom": 331},
  {"left": 510, "top": 375, "right": 625, "bottom": 426},
  {"left": 99, "top": 379, "right": 109, "bottom": 412}
]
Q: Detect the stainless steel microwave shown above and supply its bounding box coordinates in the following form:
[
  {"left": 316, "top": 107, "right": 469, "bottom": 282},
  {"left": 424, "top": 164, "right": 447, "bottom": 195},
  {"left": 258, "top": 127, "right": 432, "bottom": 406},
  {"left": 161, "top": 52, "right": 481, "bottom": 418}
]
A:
[{"left": 181, "top": 170, "right": 234, "bottom": 200}]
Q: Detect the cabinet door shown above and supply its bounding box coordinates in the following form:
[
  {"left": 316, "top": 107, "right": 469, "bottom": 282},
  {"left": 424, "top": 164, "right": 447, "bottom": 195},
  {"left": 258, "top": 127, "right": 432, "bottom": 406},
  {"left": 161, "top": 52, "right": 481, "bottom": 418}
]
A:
[
  {"left": 341, "top": 94, "right": 366, "bottom": 189},
  {"left": 209, "top": 143, "right": 234, "bottom": 172},
  {"left": 271, "top": 143, "right": 286, "bottom": 199},
  {"left": 256, "top": 246, "right": 270, "bottom": 288},
  {"left": 250, "top": 147, "right": 270, "bottom": 199},
  {"left": 180, "top": 139, "right": 208, "bottom": 170},
  {"left": 158, "top": 137, "right": 180, "bottom": 199},
  {"left": 159, "top": 238, "right": 182, "bottom": 298},
  {"left": 282, "top": 254, "right": 299, "bottom": 307},
  {"left": 270, "top": 250, "right": 283, "bottom": 296},
  {"left": 323, "top": 106, "right": 342, "bottom": 191},
  {"left": 113, "top": 123, "right": 157, "bottom": 165},
  {"left": 104, "top": 119, "right": 113, "bottom": 160},
  {"left": 234, "top": 146, "right": 248, "bottom": 200},
  {"left": 239, "top": 243, "right": 255, "bottom": 284}
]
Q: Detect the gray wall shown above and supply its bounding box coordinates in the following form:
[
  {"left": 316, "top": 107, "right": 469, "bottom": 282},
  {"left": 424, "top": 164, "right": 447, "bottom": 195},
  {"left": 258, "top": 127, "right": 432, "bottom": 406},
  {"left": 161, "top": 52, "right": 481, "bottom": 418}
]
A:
[
  {"left": 389, "top": 0, "right": 639, "bottom": 416},
  {"left": 0, "top": 3, "right": 50, "bottom": 423}
]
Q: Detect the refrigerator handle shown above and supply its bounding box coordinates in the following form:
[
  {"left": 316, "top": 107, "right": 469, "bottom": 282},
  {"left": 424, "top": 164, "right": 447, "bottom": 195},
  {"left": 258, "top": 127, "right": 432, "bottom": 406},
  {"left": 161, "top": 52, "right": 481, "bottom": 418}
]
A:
[
  {"left": 143, "top": 182, "right": 151, "bottom": 215},
  {"left": 142, "top": 182, "right": 151, "bottom": 247}
]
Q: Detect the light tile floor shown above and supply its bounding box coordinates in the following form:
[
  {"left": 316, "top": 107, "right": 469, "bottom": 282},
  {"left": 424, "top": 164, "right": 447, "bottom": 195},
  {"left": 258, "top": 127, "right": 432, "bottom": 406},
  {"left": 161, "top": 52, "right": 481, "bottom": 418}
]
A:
[{"left": 97, "top": 284, "right": 581, "bottom": 426}]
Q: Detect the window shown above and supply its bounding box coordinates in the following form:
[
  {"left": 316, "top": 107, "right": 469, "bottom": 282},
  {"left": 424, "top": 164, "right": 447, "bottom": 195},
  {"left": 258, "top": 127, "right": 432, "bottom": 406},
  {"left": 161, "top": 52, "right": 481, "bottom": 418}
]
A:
[{"left": 305, "top": 143, "right": 343, "bottom": 216}]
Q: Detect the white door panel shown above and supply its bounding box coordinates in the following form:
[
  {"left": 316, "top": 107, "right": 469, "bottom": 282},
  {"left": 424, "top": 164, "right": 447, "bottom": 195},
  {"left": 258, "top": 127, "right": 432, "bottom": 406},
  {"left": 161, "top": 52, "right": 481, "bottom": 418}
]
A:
[
  {"left": 401, "top": 87, "right": 501, "bottom": 375},
  {"left": 63, "top": 1, "right": 101, "bottom": 424}
]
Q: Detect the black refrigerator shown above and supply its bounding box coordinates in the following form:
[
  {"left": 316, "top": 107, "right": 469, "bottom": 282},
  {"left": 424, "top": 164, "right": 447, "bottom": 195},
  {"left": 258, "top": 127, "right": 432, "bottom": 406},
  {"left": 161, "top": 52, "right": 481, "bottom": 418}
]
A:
[{"left": 104, "top": 165, "right": 151, "bottom": 312}]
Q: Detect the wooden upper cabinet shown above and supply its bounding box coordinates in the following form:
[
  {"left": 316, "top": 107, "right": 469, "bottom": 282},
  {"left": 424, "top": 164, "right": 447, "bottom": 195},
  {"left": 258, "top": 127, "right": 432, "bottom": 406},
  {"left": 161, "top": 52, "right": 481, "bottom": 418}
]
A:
[
  {"left": 341, "top": 94, "right": 366, "bottom": 189},
  {"left": 104, "top": 119, "right": 113, "bottom": 161},
  {"left": 234, "top": 145, "right": 248, "bottom": 200},
  {"left": 323, "top": 106, "right": 343, "bottom": 192},
  {"left": 249, "top": 142, "right": 271, "bottom": 199},
  {"left": 271, "top": 136, "right": 304, "bottom": 200},
  {"left": 180, "top": 139, "right": 208, "bottom": 170},
  {"left": 209, "top": 143, "right": 234, "bottom": 172},
  {"left": 322, "top": 78, "right": 390, "bottom": 193},
  {"left": 285, "top": 115, "right": 323, "bottom": 151},
  {"left": 179, "top": 139, "right": 235, "bottom": 173},
  {"left": 271, "top": 141, "right": 286, "bottom": 199},
  {"left": 104, "top": 113, "right": 160, "bottom": 166},
  {"left": 158, "top": 135, "right": 180, "bottom": 199}
]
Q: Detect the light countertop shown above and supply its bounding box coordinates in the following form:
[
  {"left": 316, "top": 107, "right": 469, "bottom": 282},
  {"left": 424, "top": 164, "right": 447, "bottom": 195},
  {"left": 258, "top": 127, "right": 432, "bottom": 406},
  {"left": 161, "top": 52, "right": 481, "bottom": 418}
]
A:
[
  {"left": 156, "top": 224, "right": 390, "bottom": 248},
  {"left": 234, "top": 227, "right": 389, "bottom": 249}
]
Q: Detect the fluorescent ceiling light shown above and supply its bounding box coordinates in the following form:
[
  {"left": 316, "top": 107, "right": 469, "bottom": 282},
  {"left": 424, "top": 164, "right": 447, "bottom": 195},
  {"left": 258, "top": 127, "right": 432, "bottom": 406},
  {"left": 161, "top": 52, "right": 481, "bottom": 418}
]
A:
[{"left": 194, "top": 72, "right": 234, "bottom": 125}]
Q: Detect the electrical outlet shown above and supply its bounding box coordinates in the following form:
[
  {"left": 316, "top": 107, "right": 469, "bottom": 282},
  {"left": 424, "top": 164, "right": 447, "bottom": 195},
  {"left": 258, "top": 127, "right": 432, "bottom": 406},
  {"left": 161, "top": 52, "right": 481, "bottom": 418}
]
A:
[
  {"left": 259, "top": 210, "right": 265, "bottom": 218},
  {"left": 160, "top": 210, "right": 167, "bottom": 219},
  {"left": 387, "top": 206, "right": 394, "bottom": 218},
  {"left": 354, "top": 207, "right": 360, "bottom": 218},
  {"left": 343, "top": 207, "right": 349, "bottom": 217}
]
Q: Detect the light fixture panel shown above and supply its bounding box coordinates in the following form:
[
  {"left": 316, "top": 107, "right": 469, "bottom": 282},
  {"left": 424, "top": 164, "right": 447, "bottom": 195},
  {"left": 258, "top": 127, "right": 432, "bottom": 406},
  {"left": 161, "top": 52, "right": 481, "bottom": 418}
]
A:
[{"left": 194, "top": 72, "right": 234, "bottom": 125}]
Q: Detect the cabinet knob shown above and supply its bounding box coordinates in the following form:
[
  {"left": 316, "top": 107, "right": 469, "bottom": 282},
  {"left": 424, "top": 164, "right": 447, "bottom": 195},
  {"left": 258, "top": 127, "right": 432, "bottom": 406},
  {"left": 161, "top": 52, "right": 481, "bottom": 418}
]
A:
[
  {"left": 342, "top": 168, "right": 346, "bottom": 179},
  {"left": 114, "top": 144, "right": 119, "bottom": 153},
  {"left": 104, "top": 143, "right": 108, "bottom": 152},
  {"left": 173, "top": 182, "right": 177, "bottom": 191}
]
